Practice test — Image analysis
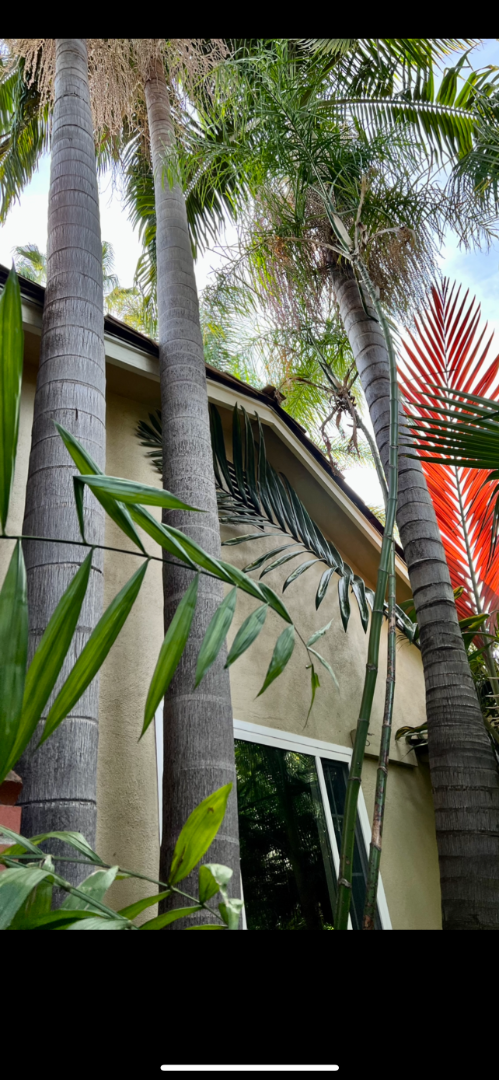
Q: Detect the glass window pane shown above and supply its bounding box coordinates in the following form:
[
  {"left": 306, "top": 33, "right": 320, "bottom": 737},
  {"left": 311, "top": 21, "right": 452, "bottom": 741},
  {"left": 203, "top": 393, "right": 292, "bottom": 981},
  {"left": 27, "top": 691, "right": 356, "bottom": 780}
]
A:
[
  {"left": 321, "top": 758, "right": 381, "bottom": 930},
  {"left": 235, "top": 739, "right": 336, "bottom": 930}
]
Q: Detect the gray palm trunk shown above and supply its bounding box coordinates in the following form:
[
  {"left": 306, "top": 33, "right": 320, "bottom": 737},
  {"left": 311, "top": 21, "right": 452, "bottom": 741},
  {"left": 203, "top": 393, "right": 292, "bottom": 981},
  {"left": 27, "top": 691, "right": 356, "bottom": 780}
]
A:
[
  {"left": 19, "top": 39, "right": 106, "bottom": 879},
  {"left": 143, "top": 60, "right": 240, "bottom": 909},
  {"left": 332, "top": 266, "right": 499, "bottom": 930}
]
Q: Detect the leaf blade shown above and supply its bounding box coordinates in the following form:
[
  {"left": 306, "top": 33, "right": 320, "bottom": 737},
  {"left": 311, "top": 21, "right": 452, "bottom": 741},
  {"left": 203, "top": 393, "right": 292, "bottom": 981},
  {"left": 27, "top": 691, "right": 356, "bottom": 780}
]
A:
[
  {"left": 195, "top": 586, "right": 237, "bottom": 688},
  {"left": 0, "top": 541, "right": 28, "bottom": 783},
  {"left": 142, "top": 575, "right": 199, "bottom": 736},
  {"left": 168, "top": 783, "right": 233, "bottom": 885},
  {"left": 42, "top": 561, "right": 148, "bottom": 744},
  {"left": 0, "top": 268, "right": 23, "bottom": 532},
  {"left": 257, "top": 624, "right": 295, "bottom": 697}
]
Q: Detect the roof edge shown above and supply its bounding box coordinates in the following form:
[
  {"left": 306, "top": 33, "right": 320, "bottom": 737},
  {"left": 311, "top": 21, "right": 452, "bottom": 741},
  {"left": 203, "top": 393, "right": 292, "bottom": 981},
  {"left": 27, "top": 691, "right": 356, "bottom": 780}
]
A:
[{"left": 1, "top": 264, "right": 403, "bottom": 559}]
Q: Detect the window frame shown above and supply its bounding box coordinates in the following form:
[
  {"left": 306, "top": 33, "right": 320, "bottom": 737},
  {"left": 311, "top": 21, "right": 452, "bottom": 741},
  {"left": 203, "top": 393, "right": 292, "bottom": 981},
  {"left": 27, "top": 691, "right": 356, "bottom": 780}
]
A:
[
  {"left": 154, "top": 708, "right": 392, "bottom": 930},
  {"left": 233, "top": 719, "right": 392, "bottom": 931}
]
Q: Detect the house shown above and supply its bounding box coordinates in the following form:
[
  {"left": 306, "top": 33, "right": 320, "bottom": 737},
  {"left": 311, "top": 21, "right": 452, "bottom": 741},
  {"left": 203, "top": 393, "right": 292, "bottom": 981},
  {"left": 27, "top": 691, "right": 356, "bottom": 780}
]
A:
[{"left": 0, "top": 266, "right": 441, "bottom": 929}]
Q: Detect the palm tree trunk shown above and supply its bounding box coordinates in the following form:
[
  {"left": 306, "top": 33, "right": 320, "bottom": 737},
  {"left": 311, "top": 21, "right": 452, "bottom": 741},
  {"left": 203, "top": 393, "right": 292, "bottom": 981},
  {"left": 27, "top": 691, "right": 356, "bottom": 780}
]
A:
[
  {"left": 143, "top": 60, "right": 240, "bottom": 910},
  {"left": 332, "top": 266, "right": 499, "bottom": 930},
  {"left": 19, "top": 39, "right": 106, "bottom": 878}
]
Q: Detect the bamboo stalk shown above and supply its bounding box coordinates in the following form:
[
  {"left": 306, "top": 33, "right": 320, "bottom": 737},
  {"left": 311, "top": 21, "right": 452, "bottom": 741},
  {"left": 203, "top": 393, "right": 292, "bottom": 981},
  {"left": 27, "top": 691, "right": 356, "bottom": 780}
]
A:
[
  {"left": 362, "top": 539, "right": 395, "bottom": 929},
  {"left": 334, "top": 263, "right": 399, "bottom": 931}
]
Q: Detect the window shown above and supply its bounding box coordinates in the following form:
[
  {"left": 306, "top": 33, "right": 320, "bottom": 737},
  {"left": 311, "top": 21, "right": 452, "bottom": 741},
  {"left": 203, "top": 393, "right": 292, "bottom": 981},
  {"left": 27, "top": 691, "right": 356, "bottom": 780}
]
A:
[{"left": 155, "top": 712, "right": 391, "bottom": 929}]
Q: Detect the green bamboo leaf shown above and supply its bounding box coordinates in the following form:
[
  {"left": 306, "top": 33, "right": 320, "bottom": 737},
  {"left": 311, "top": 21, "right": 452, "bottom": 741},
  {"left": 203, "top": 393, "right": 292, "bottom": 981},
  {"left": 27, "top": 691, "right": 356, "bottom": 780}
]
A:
[
  {"left": 257, "top": 624, "right": 295, "bottom": 697},
  {"left": 225, "top": 604, "right": 268, "bottom": 668},
  {"left": 15, "top": 909, "right": 100, "bottom": 930},
  {"left": 282, "top": 558, "right": 320, "bottom": 592},
  {"left": 352, "top": 575, "right": 369, "bottom": 632},
  {"left": 168, "top": 783, "right": 233, "bottom": 885},
  {"left": 199, "top": 863, "right": 233, "bottom": 903},
  {"left": 27, "top": 830, "right": 104, "bottom": 864},
  {"left": 0, "top": 866, "right": 50, "bottom": 929},
  {"left": 61, "top": 865, "right": 119, "bottom": 911},
  {"left": 198, "top": 865, "right": 221, "bottom": 904},
  {"left": 219, "top": 898, "right": 244, "bottom": 929},
  {"left": 0, "top": 541, "right": 28, "bottom": 783},
  {"left": 316, "top": 567, "right": 335, "bottom": 609},
  {"left": 117, "top": 891, "right": 171, "bottom": 920},
  {"left": 5, "top": 553, "right": 92, "bottom": 776},
  {"left": 55, "top": 423, "right": 146, "bottom": 553},
  {"left": 195, "top": 587, "right": 237, "bottom": 688},
  {"left": 308, "top": 647, "right": 339, "bottom": 689},
  {"left": 306, "top": 619, "right": 333, "bottom": 647},
  {"left": 65, "top": 917, "right": 129, "bottom": 930},
  {"left": 127, "top": 506, "right": 197, "bottom": 570},
  {"left": 0, "top": 823, "right": 45, "bottom": 857},
  {"left": 77, "top": 474, "right": 201, "bottom": 511},
  {"left": 139, "top": 904, "right": 203, "bottom": 929},
  {"left": 0, "top": 268, "right": 23, "bottom": 532},
  {"left": 41, "top": 561, "right": 148, "bottom": 744},
  {"left": 306, "top": 664, "right": 321, "bottom": 723},
  {"left": 338, "top": 572, "right": 352, "bottom": 631},
  {"left": 8, "top": 873, "right": 53, "bottom": 929},
  {"left": 258, "top": 582, "right": 293, "bottom": 624},
  {"left": 142, "top": 575, "right": 199, "bottom": 737}
]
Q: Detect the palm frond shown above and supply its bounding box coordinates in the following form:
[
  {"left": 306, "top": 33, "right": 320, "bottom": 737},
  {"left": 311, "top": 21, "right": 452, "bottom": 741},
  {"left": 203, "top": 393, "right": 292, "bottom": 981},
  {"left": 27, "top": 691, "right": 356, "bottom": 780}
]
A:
[
  {"left": 136, "top": 402, "right": 416, "bottom": 643},
  {"left": 0, "top": 55, "right": 49, "bottom": 221},
  {"left": 400, "top": 278, "right": 499, "bottom": 620}
]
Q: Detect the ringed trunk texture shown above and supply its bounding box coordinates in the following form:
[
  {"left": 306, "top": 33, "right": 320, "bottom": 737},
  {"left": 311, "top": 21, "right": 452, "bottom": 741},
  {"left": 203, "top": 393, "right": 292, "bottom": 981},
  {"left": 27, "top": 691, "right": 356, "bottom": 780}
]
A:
[
  {"left": 144, "top": 60, "right": 240, "bottom": 912},
  {"left": 332, "top": 268, "right": 499, "bottom": 930},
  {"left": 19, "top": 39, "right": 106, "bottom": 878}
]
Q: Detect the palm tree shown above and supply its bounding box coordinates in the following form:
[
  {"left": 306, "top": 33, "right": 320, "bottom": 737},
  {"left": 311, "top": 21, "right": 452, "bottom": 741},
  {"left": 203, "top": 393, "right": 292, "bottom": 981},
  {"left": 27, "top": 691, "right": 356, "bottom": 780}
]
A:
[
  {"left": 2, "top": 39, "right": 242, "bottom": 900},
  {"left": 9, "top": 40, "right": 107, "bottom": 876},
  {"left": 175, "top": 41, "right": 499, "bottom": 928},
  {"left": 13, "top": 240, "right": 119, "bottom": 298}
]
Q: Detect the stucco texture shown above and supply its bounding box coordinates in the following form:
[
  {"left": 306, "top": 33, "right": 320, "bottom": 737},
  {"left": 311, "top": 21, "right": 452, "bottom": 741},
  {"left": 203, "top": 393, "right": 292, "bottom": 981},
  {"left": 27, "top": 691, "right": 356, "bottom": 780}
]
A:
[{"left": 5, "top": 346, "right": 441, "bottom": 928}]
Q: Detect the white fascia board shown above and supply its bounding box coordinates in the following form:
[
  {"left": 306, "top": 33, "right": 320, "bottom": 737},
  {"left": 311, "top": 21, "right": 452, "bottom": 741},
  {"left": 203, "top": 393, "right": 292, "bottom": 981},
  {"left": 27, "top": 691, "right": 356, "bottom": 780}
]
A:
[{"left": 22, "top": 300, "right": 42, "bottom": 335}]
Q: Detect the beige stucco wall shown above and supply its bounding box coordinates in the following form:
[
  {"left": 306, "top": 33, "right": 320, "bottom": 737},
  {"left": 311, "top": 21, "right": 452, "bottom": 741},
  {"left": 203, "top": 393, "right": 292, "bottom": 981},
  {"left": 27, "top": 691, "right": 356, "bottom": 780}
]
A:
[{"left": 4, "top": 318, "right": 441, "bottom": 927}]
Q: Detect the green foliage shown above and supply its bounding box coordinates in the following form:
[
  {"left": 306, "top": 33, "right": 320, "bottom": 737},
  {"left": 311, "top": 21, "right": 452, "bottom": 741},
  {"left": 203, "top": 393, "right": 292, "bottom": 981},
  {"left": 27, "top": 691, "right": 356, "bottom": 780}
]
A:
[
  {"left": 0, "top": 267, "right": 23, "bottom": 531},
  {"left": 0, "top": 784, "right": 243, "bottom": 929},
  {"left": 0, "top": 268, "right": 316, "bottom": 792},
  {"left": 0, "top": 56, "right": 49, "bottom": 222}
]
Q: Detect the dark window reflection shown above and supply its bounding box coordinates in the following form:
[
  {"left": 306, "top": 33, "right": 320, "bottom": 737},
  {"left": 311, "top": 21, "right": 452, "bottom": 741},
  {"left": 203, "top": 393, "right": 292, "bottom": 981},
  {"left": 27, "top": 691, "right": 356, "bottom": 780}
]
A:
[
  {"left": 235, "top": 740, "right": 335, "bottom": 930},
  {"left": 235, "top": 739, "right": 381, "bottom": 930},
  {"left": 321, "top": 759, "right": 381, "bottom": 930}
]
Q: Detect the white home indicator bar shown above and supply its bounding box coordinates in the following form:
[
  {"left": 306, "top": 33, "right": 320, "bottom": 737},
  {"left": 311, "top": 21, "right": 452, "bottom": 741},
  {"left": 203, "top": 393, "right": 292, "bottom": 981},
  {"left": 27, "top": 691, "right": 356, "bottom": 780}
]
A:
[{"left": 160, "top": 1069, "right": 339, "bottom": 1073}]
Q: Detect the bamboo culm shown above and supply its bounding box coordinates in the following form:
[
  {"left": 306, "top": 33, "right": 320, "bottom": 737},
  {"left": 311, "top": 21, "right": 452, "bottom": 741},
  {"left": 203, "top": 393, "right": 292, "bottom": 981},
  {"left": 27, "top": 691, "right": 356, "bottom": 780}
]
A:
[
  {"left": 334, "top": 263, "right": 399, "bottom": 931},
  {"left": 363, "top": 539, "right": 396, "bottom": 929}
]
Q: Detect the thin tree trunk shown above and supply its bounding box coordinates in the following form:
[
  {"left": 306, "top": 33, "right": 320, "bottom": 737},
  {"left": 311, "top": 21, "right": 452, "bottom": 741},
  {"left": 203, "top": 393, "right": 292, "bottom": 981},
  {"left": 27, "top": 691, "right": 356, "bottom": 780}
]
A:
[
  {"left": 332, "top": 266, "right": 499, "bottom": 931},
  {"left": 18, "top": 39, "right": 106, "bottom": 880},
  {"left": 143, "top": 60, "right": 240, "bottom": 915}
]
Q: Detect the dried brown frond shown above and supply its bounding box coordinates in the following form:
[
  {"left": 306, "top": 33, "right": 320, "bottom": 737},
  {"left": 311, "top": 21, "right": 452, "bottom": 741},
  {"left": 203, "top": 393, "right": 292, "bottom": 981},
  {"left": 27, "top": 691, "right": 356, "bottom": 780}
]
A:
[{"left": 5, "top": 37, "right": 228, "bottom": 142}]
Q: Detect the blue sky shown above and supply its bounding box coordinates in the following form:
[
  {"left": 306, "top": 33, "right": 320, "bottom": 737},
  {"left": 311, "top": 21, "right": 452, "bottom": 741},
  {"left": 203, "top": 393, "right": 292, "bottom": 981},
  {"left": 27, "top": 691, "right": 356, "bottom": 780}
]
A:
[{"left": 1, "top": 39, "right": 498, "bottom": 506}]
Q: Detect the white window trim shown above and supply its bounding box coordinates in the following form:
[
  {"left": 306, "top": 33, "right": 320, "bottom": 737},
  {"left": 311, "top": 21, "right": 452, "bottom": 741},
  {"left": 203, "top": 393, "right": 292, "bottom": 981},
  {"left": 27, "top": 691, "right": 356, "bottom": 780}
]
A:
[{"left": 155, "top": 709, "right": 392, "bottom": 929}]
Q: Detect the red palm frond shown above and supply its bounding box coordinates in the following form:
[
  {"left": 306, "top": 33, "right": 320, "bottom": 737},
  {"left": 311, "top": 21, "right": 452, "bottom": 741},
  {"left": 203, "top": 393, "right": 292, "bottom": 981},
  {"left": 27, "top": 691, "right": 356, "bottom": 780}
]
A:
[{"left": 399, "top": 278, "right": 499, "bottom": 622}]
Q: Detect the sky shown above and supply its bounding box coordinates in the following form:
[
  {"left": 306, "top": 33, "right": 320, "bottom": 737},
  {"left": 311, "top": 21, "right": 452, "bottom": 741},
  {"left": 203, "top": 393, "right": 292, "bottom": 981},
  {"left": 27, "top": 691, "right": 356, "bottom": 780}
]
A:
[{"left": 1, "top": 38, "right": 499, "bottom": 509}]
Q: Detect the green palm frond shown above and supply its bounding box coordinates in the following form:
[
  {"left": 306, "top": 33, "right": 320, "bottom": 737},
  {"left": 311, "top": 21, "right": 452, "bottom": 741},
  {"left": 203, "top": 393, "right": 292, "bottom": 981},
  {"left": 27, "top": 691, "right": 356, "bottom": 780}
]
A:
[
  {"left": 0, "top": 55, "right": 49, "bottom": 222},
  {"left": 135, "top": 402, "right": 416, "bottom": 642},
  {"left": 12, "top": 243, "right": 46, "bottom": 283}
]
